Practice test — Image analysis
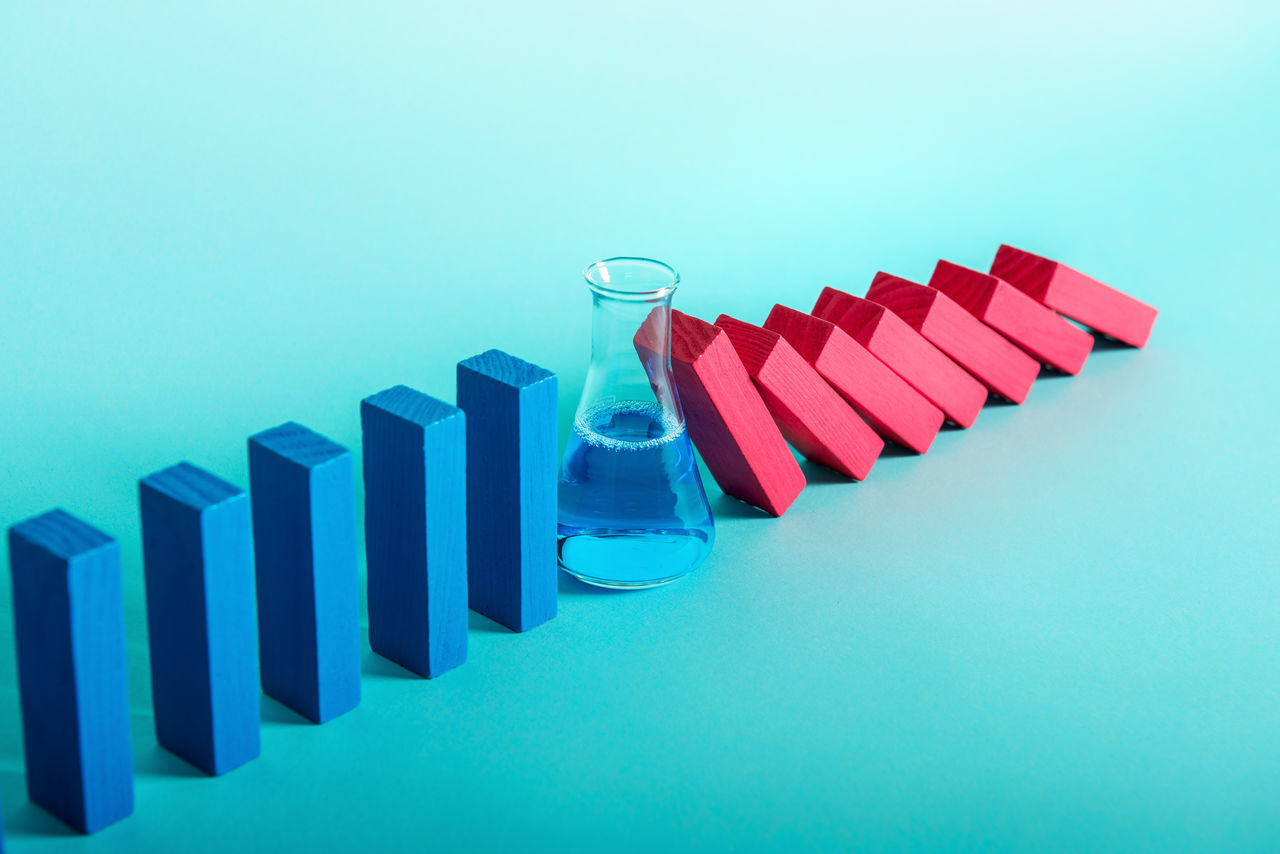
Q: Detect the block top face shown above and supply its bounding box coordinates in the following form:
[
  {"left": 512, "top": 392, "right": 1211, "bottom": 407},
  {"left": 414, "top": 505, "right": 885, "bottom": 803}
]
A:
[
  {"left": 9, "top": 507, "right": 115, "bottom": 560},
  {"left": 811, "top": 288, "right": 886, "bottom": 341},
  {"left": 761, "top": 305, "right": 836, "bottom": 363},
  {"left": 141, "top": 462, "right": 244, "bottom": 511},
  {"left": 668, "top": 309, "right": 722, "bottom": 364},
  {"left": 929, "top": 260, "right": 1001, "bottom": 314},
  {"left": 458, "top": 349, "right": 554, "bottom": 390},
  {"left": 712, "top": 315, "right": 782, "bottom": 375},
  {"left": 865, "top": 273, "right": 940, "bottom": 329},
  {"left": 249, "top": 422, "right": 349, "bottom": 469},
  {"left": 990, "top": 245, "right": 1055, "bottom": 300},
  {"left": 362, "top": 384, "right": 461, "bottom": 428}
]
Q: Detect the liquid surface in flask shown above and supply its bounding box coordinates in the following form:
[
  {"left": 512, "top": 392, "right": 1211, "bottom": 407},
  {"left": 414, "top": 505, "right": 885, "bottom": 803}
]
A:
[{"left": 557, "top": 399, "right": 714, "bottom": 588}]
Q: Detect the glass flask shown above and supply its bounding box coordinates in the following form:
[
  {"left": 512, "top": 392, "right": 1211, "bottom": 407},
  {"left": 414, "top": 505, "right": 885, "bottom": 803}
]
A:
[{"left": 557, "top": 257, "right": 715, "bottom": 589}]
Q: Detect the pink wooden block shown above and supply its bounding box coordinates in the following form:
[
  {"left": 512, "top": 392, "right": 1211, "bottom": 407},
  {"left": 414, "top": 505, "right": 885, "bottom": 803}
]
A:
[
  {"left": 812, "top": 287, "right": 987, "bottom": 429},
  {"left": 762, "top": 305, "right": 944, "bottom": 454},
  {"left": 714, "top": 314, "right": 884, "bottom": 481},
  {"left": 929, "top": 260, "right": 1094, "bottom": 375},
  {"left": 990, "top": 244, "right": 1158, "bottom": 348},
  {"left": 866, "top": 272, "right": 1039, "bottom": 404},
  {"left": 635, "top": 310, "right": 805, "bottom": 516}
]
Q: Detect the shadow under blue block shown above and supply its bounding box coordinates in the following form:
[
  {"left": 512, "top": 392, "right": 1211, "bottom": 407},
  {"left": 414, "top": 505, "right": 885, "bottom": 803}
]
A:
[
  {"left": 249, "top": 422, "right": 361, "bottom": 724},
  {"left": 139, "top": 462, "right": 260, "bottom": 776},
  {"left": 7, "top": 509, "right": 134, "bottom": 834},
  {"left": 361, "top": 385, "right": 468, "bottom": 679}
]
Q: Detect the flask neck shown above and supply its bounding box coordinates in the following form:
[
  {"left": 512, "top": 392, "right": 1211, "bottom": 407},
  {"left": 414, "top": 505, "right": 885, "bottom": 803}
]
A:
[{"left": 578, "top": 289, "right": 680, "bottom": 418}]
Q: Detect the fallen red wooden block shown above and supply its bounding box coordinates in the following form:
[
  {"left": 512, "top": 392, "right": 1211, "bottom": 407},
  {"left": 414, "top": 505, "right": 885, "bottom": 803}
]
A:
[
  {"left": 866, "top": 272, "right": 1039, "bottom": 404},
  {"left": 990, "top": 244, "right": 1158, "bottom": 347},
  {"left": 635, "top": 309, "right": 805, "bottom": 516},
  {"left": 762, "top": 305, "right": 944, "bottom": 454},
  {"left": 812, "top": 287, "right": 987, "bottom": 429},
  {"left": 929, "top": 260, "right": 1094, "bottom": 375},
  {"left": 714, "top": 314, "right": 884, "bottom": 481}
]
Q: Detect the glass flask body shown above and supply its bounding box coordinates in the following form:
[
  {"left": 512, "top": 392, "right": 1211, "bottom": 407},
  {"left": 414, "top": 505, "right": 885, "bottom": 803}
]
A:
[{"left": 557, "top": 258, "right": 715, "bottom": 588}]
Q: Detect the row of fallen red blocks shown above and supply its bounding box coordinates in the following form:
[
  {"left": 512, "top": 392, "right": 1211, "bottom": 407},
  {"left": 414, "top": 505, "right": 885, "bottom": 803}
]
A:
[{"left": 650, "top": 245, "right": 1158, "bottom": 516}]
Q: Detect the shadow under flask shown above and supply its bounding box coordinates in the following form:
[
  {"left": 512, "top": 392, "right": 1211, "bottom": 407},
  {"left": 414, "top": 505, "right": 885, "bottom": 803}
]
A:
[{"left": 557, "top": 257, "right": 715, "bottom": 589}]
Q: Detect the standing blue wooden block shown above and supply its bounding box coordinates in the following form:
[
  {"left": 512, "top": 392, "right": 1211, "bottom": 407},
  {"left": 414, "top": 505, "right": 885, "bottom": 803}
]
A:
[
  {"left": 139, "top": 462, "right": 260, "bottom": 776},
  {"left": 361, "top": 385, "right": 467, "bottom": 678},
  {"left": 248, "top": 422, "right": 361, "bottom": 724},
  {"left": 457, "top": 349, "right": 558, "bottom": 632},
  {"left": 7, "top": 509, "right": 133, "bottom": 834}
]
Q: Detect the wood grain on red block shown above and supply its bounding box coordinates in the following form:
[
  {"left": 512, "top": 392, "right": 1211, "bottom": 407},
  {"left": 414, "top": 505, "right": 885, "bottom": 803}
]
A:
[
  {"left": 812, "top": 287, "right": 987, "bottom": 429},
  {"left": 929, "top": 260, "right": 1094, "bottom": 375},
  {"left": 634, "top": 309, "right": 805, "bottom": 516},
  {"left": 714, "top": 314, "right": 883, "bottom": 481},
  {"left": 762, "top": 305, "right": 944, "bottom": 454},
  {"left": 990, "top": 244, "right": 1158, "bottom": 347},
  {"left": 866, "top": 272, "right": 1039, "bottom": 404}
]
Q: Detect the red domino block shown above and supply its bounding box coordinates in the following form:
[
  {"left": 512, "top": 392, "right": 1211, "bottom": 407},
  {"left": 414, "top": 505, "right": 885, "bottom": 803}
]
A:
[
  {"left": 634, "top": 309, "right": 805, "bottom": 516},
  {"left": 866, "top": 272, "right": 1039, "bottom": 404},
  {"left": 929, "top": 260, "right": 1094, "bottom": 375},
  {"left": 762, "top": 305, "right": 944, "bottom": 454},
  {"left": 990, "top": 244, "right": 1158, "bottom": 348},
  {"left": 812, "top": 287, "right": 987, "bottom": 429},
  {"left": 714, "top": 314, "right": 884, "bottom": 481}
]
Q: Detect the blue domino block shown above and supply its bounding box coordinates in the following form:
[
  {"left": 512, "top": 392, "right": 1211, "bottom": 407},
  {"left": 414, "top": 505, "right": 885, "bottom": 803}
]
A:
[
  {"left": 457, "top": 350, "right": 558, "bottom": 632},
  {"left": 248, "top": 422, "right": 361, "bottom": 724},
  {"left": 7, "top": 509, "right": 133, "bottom": 834},
  {"left": 361, "top": 385, "right": 467, "bottom": 678},
  {"left": 139, "top": 463, "right": 260, "bottom": 775}
]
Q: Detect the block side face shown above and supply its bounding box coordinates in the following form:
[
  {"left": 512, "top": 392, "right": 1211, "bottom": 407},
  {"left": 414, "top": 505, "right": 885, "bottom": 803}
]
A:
[
  {"left": 363, "top": 384, "right": 460, "bottom": 429},
  {"left": 250, "top": 422, "right": 348, "bottom": 469},
  {"left": 986, "top": 283, "right": 1094, "bottom": 374},
  {"left": 361, "top": 403, "right": 431, "bottom": 676},
  {"left": 1044, "top": 265, "right": 1158, "bottom": 347},
  {"left": 713, "top": 315, "right": 781, "bottom": 377},
  {"left": 249, "top": 442, "right": 322, "bottom": 720},
  {"left": 308, "top": 456, "right": 362, "bottom": 720},
  {"left": 138, "top": 482, "right": 217, "bottom": 773},
  {"left": 863, "top": 311, "right": 986, "bottom": 429},
  {"left": 10, "top": 509, "right": 113, "bottom": 561},
  {"left": 141, "top": 462, "right": 243, "bottom": 512},
  {"left": 990, "top": 244, "right": 1054, "bottom": 301},
  {"left": 925, "top": 297, "right": 1039, "bottom": 403},
  {"left": 199, "top": 495, "right": 261, "bottom": 774},
  {"left": 66, "top": 546, "right": 134, "bottom": 829},
  {"left": 458, "top": 348, "right": 555, "bottom": 390},
  {"left": 8, "top": 532, "right": 88, "bottom": 830},
  {"left": 422, "top": 413, "right": 469, "bottom": 674},
  {"left": 516, "top": 374, "right": 559, "bottom": 631}
]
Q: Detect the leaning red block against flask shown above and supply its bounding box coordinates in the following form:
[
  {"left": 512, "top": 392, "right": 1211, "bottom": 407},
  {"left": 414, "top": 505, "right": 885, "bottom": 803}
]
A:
[
  {"left": 866, "top": 272, "right": 1039, "bottom": 405},
  {"left": 635, "top": 309, "right": 805, "bottom": 517},
  {"left": 762, "top": 305, "right": 944, "bottom": 454},
  {"left": 714, "top": 314, "right": 883, "bottom": 481},
  {"left": 990, "top": 244, "right": 1158, "bottom": 348},
  {"left": 928, "top": 260, "right": 1094, "bottom": 375},
  {"left": 811, "top": 287, "right": 987, "bottom": 429}
]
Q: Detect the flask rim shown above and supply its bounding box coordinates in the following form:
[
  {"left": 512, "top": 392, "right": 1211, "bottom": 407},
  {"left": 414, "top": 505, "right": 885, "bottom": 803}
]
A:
[{"left": 583, "top": 257, "right": 680, "bottom": 300}]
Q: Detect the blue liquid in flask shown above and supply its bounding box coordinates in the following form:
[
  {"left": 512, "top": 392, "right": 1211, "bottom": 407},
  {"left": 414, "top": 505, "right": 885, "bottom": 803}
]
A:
[{"left": 558, "top": 400, "right": 714, "bottom": 588}]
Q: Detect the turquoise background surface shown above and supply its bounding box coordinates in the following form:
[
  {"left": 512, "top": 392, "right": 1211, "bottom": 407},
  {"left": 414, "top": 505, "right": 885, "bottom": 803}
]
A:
[{"left": 2, "top": 1, "right": 1277, "bottom": 850}]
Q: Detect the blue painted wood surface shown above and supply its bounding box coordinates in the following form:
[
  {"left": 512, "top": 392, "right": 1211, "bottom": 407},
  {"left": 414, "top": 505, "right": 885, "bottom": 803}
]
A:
[
  {"left": 7, "top": 509, "right": 133, "bottom": 834},
  {"left": 139, "top": 462, "right": 260, "bottom": 776},
  {"left": 361, "top": 385, "right": 468, "bottom": 678},
  {"left": 457, "top": 349, "right": 558, "bottom": 632},
  {"left": 249, "top": 422, "right": 361, "bottom": 724}
]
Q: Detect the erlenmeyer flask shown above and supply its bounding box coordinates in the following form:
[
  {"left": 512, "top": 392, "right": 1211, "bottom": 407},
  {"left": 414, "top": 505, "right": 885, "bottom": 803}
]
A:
[{"left": 557, "top": 257, "right": 715, "bottom": 588}]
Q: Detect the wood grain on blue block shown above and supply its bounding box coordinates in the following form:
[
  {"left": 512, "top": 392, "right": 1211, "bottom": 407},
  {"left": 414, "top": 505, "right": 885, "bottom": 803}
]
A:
[
  {"left": 7, "top": 509, "right": 133, "bottom": 834},
  {"left": 139, "top": 462, "right": 260, "bottom": 776},
  {"left": 248, "top": 422, "right": 361, "bottom": 724},
  {"left": 361, "top": 385, "right": 468, "bottom": 678},
  {"left": 457, "top": 349, "right": 557, "bottom": 632}
]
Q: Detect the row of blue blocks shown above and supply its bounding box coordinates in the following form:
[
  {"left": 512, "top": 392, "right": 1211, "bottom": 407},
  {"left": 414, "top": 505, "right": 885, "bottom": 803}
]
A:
[{"left": 4, "top": 349, "right": 557, "bottom": 835}]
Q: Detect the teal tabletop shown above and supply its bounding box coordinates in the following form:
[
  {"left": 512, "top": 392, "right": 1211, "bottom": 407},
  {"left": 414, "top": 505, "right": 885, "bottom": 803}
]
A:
[{"left": 1, "top": 2, "right": 1277, "bottom": 851}]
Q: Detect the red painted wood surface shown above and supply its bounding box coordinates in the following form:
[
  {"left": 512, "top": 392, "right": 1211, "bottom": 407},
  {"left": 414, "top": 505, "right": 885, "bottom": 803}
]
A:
[
  {"left": 929, "top": 260, "right": 1094, "bottom": 375},
  {"left": 812, "top": 287, "right": 987, "bottom": 429},
  {"left": 990, "top": 244, "right": 1158, "bottom": 348},
  {"left": 762, "top": 305, "right": 944, "bottom": 454},
  {"left": 866, "top": 272, "right": 1039, "bottom": 404},
  {"left": 635, "top": 309, "right": 805, "bottom": 516},
  {"left": 714, "top": 314, "right": 883, "bottom": 481}
]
